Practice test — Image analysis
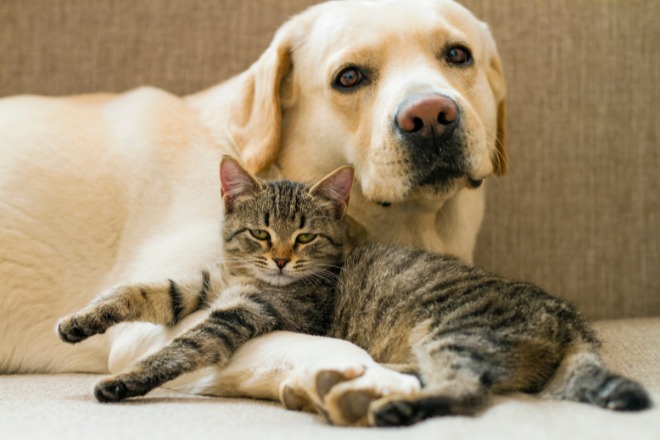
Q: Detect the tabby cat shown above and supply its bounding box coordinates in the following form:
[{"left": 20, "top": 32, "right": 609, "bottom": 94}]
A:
[
  {"left": 58, "top": 156, "right": 352, "bottom": 403},
  {"left": 330, "top": 245, "right": 651, "bottom": 425},
  {"left": 58, "top": 157, "right": 651, "bottom": 426}
]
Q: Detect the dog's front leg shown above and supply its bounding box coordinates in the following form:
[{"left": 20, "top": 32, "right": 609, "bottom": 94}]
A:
[{"left": 199, "top": 332, "right": 421, "bottom": 426}]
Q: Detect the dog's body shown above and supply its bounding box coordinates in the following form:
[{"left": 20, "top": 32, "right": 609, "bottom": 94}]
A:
[{"left": 0, "top": 0, "right": 505, "bottom": 423}]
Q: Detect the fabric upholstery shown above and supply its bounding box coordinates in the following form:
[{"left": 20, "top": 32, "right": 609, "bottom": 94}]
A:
[
  {"left": 0, "top": 0, "right": 657, "bottom": 320},
  {"left": 1, "top": 318, "right": 658, "bottom": 439}
]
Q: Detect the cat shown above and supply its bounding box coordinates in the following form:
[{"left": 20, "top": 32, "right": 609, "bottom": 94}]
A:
[
  {"left": 57, "top": 156, "right": 353, "bottom": 403},
  {"left": 329, "top": 245, "right": 651, "bottom": 425},
  {"left": 57, "top": 157, "right": 651, "bottom": 426}
]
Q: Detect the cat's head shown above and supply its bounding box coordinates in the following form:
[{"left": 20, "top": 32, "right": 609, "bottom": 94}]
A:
[{"left": 219, "top": 156, "right": 353, "bottom": 286}]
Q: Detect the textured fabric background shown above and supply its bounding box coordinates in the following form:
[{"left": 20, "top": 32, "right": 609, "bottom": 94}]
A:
[{"left": 0, "top": 0, "right": 658, "bottom": 320}]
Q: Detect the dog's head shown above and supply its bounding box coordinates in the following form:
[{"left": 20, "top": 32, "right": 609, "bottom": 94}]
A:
[{"left": 228, "top": 0, "right": 506, "bottom": 205}]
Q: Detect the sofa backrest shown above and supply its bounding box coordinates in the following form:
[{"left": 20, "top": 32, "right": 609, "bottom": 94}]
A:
[{"left": 1, "top": 0, "right": 657, "bottom": 320}]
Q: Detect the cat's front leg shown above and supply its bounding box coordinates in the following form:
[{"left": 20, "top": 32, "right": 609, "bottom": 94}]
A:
[
  {"left": 95, "top": 286, "right": 282, "bottom": 402},
  {"left": 95, "top": 328, "right": 215, "bottom": 402},
  {"left": 57, "top": 270, "right": 217, "bottom": 344},
  {"left": 101, "top": 329, "right": 421, "bottom": 424}
]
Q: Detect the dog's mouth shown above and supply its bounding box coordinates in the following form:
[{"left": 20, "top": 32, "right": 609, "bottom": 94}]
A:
[
  {"left": 417, "top": 165, "right": 464, "bottom": 187},
  {"left": 370, "top": 174, "right": 483, "bottom": 208},
  {"left": 363, "top": 134, "right": 485, "bottom": 207}
]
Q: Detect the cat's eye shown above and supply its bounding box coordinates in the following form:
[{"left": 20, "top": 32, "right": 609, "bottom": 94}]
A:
[
  {"left": 250, "top": 229, "right": 271, "bottom": 241},
  {"left": 296, "top": 233, "right": 317, "bottom": 244}
]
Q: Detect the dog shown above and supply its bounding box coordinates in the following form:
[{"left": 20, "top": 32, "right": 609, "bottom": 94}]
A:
[{"left": 0, "top": 0, "right": 505, "bottom": 426}]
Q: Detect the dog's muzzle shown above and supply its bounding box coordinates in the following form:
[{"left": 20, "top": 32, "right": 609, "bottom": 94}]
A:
[{"left": 394, "top": 92, "right": 470, "bottom": 190}]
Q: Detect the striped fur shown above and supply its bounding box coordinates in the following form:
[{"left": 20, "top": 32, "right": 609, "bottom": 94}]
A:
[
  {"left": 57, "top": 159, "right": 350, "bottom": 402},
  {"left": 331, "top": 245, "right": 651, "bottom": 425}
]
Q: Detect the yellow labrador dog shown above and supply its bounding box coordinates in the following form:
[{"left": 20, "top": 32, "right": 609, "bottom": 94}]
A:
[{"left": 0, "top": 0, "right": 505, "bottom": 426}]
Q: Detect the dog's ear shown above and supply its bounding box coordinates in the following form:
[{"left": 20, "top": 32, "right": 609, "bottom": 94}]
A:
[
  {"left": 484, "top": 30, "right": 508, "bottom": 175},
  {"left": 227, "top": 25, "right": 295, "bottom": 175}
]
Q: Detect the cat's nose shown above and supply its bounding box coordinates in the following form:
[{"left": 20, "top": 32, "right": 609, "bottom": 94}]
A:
[{"left": 273, "top": 258, "right": 290, "bottom": 269}]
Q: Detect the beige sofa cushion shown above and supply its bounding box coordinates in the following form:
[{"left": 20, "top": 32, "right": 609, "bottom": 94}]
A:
[{"left": 1, "top": 318, "right": 658, "bottom": 439}]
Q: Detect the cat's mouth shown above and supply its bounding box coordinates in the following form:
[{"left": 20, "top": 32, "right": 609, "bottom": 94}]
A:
[{"left": 257, "top": 271, "right": 295, "bottom": 287}]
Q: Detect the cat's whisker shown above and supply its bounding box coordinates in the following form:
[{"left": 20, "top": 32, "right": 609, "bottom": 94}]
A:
[{"left": 302, "top": 269, "right": 340, "bottom": 285}]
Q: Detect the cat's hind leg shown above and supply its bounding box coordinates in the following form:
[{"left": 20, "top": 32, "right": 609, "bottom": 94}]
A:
[
  {"left": 540, "top": 342, "right": 651, "bottom": 411},
  {"left": 368, "top": 362, "right": 488, "bottom": 425},
  {"left": 367, "top": 334, "right": 512, "bottom": 426}
]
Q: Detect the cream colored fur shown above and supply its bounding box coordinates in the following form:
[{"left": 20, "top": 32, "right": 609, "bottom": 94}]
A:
[{"left": 0, "top": 0, "right": 504, "bottom": 421}]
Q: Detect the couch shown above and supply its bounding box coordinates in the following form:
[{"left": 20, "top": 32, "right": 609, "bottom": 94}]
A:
[{"left": 1, "top": 1, "right": 658, "bottom": 438}]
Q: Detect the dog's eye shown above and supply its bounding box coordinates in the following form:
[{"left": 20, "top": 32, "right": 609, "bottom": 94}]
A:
[
  {"left": 445, "top": 46, "right": 472, "bottom": 65},
  {"left": 334, "top": 67, "right": 364, "bottom": 89}
]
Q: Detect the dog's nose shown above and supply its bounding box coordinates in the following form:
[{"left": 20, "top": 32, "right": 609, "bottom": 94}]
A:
[{"left": 395, "top": 94, "right": 459, "bottom": 140}]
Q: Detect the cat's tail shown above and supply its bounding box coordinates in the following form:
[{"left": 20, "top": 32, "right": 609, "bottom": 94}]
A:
[{"left": 541, "top": 343, "right": 651, "bottom": 411}]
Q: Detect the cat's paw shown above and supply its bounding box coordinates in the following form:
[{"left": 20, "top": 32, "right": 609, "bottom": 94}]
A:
[
  {"left": 292, "top": 363, "right": 421, "bottom": 426},
  {"left": 94, "top": 375, "right": 152, "bottom": 403},
  {"left": 369, "top": 396, "right": 424, "bottom": 426},
  {"left": 598, "top": 377, "right": 652, "bottom": 411},
  {"left": 368, "top": 394, "right": 459, "bottom": 426},
  {"left": 94, "top": 377, "right": 129, "bottom": 402},
  {"left": 57, "top": 314, "right": 107, "bottom": 344},
  {"left": 57, "top": 310, "right": 116, "bottom": 344},
  {"left": 57, "top": 316, "right": 89, "bottom": 343}
]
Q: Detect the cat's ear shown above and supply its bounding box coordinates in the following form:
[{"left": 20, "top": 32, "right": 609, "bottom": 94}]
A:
[
  {"left": 219, "top": 156, "right": 263, "bottom": 212},
  {"left": 309, "top": 166, "right": 354, "bottom": 219}
]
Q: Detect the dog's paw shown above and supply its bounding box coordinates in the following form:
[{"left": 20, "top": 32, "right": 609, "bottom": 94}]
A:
[{"left": 291, "top": 363, "right": 421, "bottom": 426}]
